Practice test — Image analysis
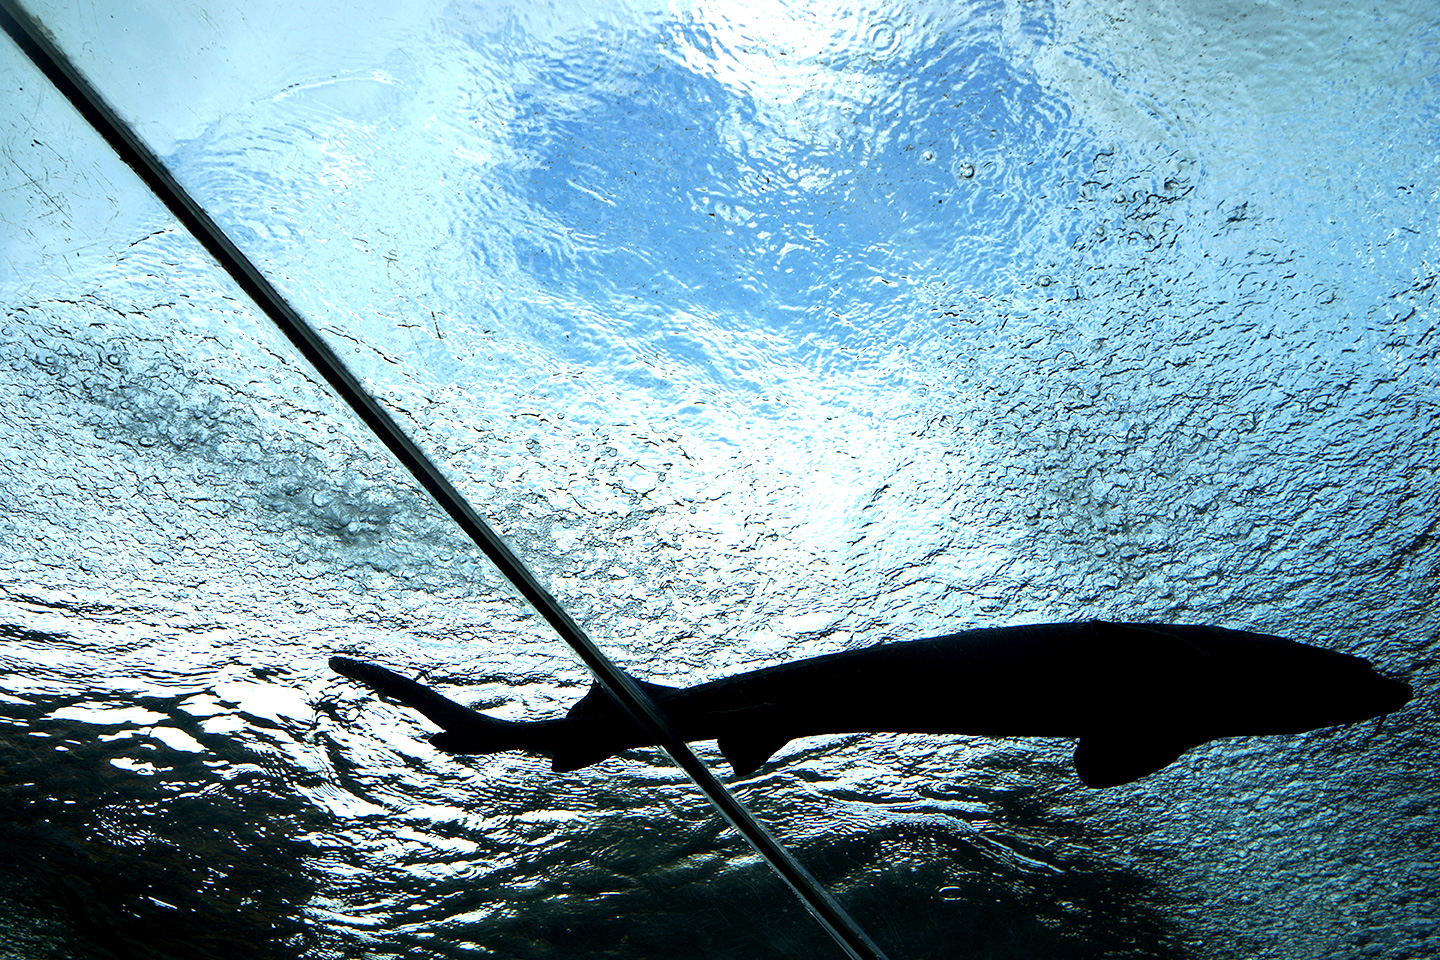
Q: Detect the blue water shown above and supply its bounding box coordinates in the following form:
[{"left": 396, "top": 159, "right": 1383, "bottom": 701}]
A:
[{"left": 1, "top": 0, "right": 1437, "bottom": 957}]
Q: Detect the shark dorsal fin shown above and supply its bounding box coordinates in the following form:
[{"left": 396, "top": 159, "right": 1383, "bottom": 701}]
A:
[
  {"left": 717, "top": 731, "right": 791, "bottom": 778},
  {"left": 1073, "top": 733, "right": 1190, "bottom": 788}
]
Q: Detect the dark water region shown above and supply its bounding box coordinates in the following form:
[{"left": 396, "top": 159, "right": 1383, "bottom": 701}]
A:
[
  {"left": 454, "top": 821, "right": 1186, "bottom": 960},
  {"left": 0, "top": 639, "right": 318, "bottom": 960}
]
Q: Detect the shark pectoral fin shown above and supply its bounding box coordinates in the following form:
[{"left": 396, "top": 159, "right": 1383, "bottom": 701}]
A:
[
  {"left": 717, "top": 731, "right": 790, "bottom": 778},
  {"left": 551, "top": 740, "right": 622, "bottom": 773},
  {"left": 1073, "top": 734, "right": 1190, "bottom": 788}
]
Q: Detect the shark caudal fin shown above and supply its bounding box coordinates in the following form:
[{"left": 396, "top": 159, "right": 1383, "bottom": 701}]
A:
[
  {"left": 550, "top": 676, "right": 682, "bottom": 772},
  {"left": 329, "top": 657, "right": 523, "bottom": 754}
]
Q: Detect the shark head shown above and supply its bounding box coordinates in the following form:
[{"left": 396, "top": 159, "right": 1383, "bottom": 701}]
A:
[
  {"left": 1189, "top": 626, "right": 1413, "bottom": 736},
  {"left": 1075, "top": 623, "right": 1412, "bottom": 787},
  {"left": 1293, "top": 647, "right": 1412, "bottom": 727}
]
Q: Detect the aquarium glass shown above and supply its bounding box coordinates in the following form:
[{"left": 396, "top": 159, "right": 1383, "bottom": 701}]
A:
[{"left": 2, "top": 1, "right": 1437, "bottom": 957}]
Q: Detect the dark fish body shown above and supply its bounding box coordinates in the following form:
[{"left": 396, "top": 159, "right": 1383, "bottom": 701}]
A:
[{"left": 331, "top": 620, "right": 1411, "bottom": 788}]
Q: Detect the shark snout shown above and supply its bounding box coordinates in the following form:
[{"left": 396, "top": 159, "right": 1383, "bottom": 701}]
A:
[
  {"left": 1377, "top": 674, "right": 1413, "bottom": 715},
  {"left": 1313, "top": 664, "right": 1414, "bottom": 728}
]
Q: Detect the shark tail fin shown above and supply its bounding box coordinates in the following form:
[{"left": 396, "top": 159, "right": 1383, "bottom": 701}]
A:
[
  {"left": 329, "top": 656, "right": 521, "bottom": 754},
  {"left": 550, "top": 676, "right": 680, "bottom": 773}
]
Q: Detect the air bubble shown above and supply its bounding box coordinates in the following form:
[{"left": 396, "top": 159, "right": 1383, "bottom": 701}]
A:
[{"left": 865, "top": 20, "right": 899, "bottom": 57}]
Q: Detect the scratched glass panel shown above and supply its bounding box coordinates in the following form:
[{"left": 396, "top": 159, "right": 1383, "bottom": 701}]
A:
[
  {"left": 0, "top": 28, "right": 837, "bottom": 960},
  {"left": 7, "top": 1, "right": 1440, "bottom": 959}
]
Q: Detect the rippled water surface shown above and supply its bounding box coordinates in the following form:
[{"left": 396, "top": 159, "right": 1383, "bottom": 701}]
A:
[{"left": 2, "top": 0, "right": 1438, "bottom": 957}]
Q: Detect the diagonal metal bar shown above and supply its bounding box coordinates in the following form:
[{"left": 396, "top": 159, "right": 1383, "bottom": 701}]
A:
[{"left": 0, "top": 4, "right": 890, "bottom": 959}]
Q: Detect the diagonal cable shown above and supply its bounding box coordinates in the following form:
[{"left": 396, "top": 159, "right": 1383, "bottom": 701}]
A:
[{"left": 0, "top": 4, "right": 890, "bottom": 959}]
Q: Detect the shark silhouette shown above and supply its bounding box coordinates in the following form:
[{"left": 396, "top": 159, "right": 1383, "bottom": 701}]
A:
[{"left": 330, "top": 620, "right": 1411, "bottom": 787}]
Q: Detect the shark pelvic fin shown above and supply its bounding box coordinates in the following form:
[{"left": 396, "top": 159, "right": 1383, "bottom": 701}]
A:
[
  {"left": 717, "top": 731, "right": 790, "bottom": 778},
  {"left": 550, "top": 740, "right": 624, "bottom": 773},
  {"left": 551, "top": 676, "right": 680, "bottom": 773},
  {"left": 1073, "top": 733, "right": 1191, "bottom": 788}
]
